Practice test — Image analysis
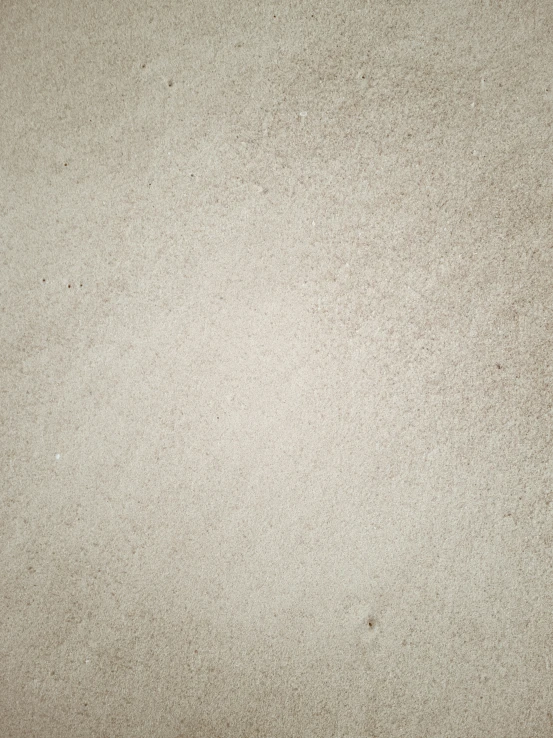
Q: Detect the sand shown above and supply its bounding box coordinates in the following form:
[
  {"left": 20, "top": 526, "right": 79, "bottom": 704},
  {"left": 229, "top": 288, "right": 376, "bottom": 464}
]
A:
[{"left": 1, "top": 0, "right": 553, "bottom": 736}]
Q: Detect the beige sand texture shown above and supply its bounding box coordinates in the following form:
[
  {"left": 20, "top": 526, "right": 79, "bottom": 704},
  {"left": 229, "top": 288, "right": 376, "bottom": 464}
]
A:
[{"left": 1, "top": 0, "right": 553, "bottom": 736}]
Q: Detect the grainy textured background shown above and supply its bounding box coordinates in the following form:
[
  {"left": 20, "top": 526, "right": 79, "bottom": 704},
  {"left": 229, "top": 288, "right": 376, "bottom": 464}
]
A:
[{"left": 1, "top": 0, "right": 553, "bottom": 736}]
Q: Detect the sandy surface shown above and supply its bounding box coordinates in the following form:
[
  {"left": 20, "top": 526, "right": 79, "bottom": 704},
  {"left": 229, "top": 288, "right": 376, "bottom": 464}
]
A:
[{"left": 1, "top": 0, "right": 553, "bottom": 736}]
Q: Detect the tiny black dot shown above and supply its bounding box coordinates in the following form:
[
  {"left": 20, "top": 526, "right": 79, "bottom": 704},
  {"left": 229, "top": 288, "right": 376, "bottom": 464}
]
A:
[
  {"left": 496, "top": 363, "right": 502, "bottom": 369},
  {"left": 80, "top": 283, "right": 83, "bottom": 287},
  {"left": 68, "top": 284, "right": 71, "bottom": 288},
  {"left": 64, "top": 163, "right": 67, "bottom": 166},
  {"left": 42, "top": 278, "right": 46, "bottom": 282},
  {"left": 168, "top": 79, "right": 173, "bottom": 87}
]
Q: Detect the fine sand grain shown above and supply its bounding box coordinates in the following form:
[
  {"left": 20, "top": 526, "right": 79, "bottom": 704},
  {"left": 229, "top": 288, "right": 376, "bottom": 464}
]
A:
[{"left": 1, "top": 1, "right": 553, "bottom": 736}]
